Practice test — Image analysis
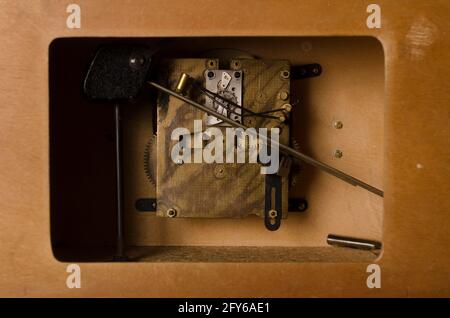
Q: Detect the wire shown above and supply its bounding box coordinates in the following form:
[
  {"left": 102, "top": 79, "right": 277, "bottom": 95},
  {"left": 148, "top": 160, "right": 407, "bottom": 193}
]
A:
[{"left": 191, "top": 81, "right": 284, "bottom": 121}]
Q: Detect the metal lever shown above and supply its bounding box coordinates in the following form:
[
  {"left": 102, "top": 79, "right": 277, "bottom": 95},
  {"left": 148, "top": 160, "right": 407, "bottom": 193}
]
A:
[{"left": 148, "top": 81, "right": 384, "bottom": 198}]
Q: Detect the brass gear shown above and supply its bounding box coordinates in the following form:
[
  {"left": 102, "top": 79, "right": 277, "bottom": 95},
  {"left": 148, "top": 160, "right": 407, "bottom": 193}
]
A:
[{"left": 143, "top": 135, "right": 157, "bottom": 186}]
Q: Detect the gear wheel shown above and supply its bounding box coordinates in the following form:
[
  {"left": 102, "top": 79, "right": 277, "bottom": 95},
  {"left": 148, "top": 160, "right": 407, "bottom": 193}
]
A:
[{"left": 144, "top": 135, "right": 157, "bottom": 186}]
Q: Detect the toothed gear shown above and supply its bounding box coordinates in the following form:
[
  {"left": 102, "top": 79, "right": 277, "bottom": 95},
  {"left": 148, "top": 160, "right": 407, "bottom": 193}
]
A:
[{"left": 144, "top": 135, "right": 157, "bottom": 186}]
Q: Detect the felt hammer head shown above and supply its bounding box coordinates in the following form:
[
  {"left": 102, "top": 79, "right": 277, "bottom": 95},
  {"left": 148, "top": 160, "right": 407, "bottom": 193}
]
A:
[{"left": 83, "top": 45, "right": 153, "bottom": 101}]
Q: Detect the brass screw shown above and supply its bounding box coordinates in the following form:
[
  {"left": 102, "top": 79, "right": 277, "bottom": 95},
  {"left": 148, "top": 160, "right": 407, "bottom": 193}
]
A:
[
  {"left": 214, "top": 165, "right": 226, "bottom": 179},
  {"left": 333, "top": 121, "right": 343, "bottom": 129},
  {"left": 166, "top": 208, "right": 177, "bottom": 218},
  {"left": 207, "top": 59, "right": 217, "bottom": 69},
  {"left": 269, "top": 210, "right": 278, "bottom": 218},
  {"left": 280, "top": 70, "right": 290, "bottom": 79},
  {"left": 232, "top": 60, "right": 241, "bottom": 70},
  {"left": 279, "top": 91, "right": 289, "bottom": 101},
  {"left": 334, "top": 150, "right": 343, "bottom": 159},
  {"left": 282, "top": 103, "right": 292, "bottom": 112}
]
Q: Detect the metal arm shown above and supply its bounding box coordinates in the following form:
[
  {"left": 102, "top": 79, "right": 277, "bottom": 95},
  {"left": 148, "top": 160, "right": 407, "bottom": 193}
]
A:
[{"left": 148, "top": 81, "right": 384, "bottom": 198}]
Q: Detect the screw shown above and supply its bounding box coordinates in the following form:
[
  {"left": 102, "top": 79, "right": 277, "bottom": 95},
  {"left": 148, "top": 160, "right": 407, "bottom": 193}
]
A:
[
  {"left": 234, "top": 71, "right": 241, "bottom": 79},
  {"left": 334, "top": 149, "right": 343, "bottom": 159},
  {"left": 279, "top": 91, "right": 289, "bottom": 101},
  {"left": 282, "top": 103, "right": 292, "bottom": 112},
  {"left": 207, "top": 71, "right": 215, "bottom": 79},
  {"left": 166, "top": 208, "right": 177, "bottom": 218},
  {"left": 333, "top": 121, "right": 343, "bottom": 129},
  {"left": 207, "top": 60, "right": 216, "bottom": 68},
  {"left": 297, "top": 201, "right": 307, "bottom": 211},
  {"left": 214, "top": 165, "right": 227, "bottom": 179},
  {"left": 280, "top": 70, "right": 290, "bottom": 79}
]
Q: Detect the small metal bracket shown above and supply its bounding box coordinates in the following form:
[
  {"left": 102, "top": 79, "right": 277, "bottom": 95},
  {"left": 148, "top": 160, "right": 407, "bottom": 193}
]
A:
[
  {"left": 135, "top": 198, "right": 157, "bottom": 212},
  {"left": 205, "top": 69, "right": 243, "bottom": 125},
  {"left": 264, "top": 174, "right": 283, "bottom": 231},
  {"left": 291, "top": 63, "right": 322, "bottom": 80}
]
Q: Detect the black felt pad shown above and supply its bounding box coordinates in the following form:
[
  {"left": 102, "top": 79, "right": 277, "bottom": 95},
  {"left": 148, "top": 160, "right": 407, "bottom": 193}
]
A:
[{"left": 83, "top": 45, "right": 152, "bottom": 100}]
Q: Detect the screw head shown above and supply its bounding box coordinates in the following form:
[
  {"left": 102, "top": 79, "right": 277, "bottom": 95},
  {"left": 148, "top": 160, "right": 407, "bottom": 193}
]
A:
[
  {"left": 334, "top": 149, "right": 343, "bottom": 159},
  {"left": 297, "top": 202, "right": 307, "bottom": 211},
  {"left": 268, "top": 210, "right": 278, "bottom": 218},
  {"left": 280, "top": 70, "right": 290, "bottom": 79},
  {"left": 166, "top": 208, "right": 177, "bottom": 218},
  {"left": 279, "top": 91, "right": 289, "bottom": 101},
  {"left": 282, "top": 103, "right": 292, "bottom": 112},
  {"left": 333, "top": 121, "right": 343, "bottom": 129},
  {"left": 207, "top": 60, "right": 216, "bottom": 68},
  {"left": 214, "top": 165, "right": 227, "bottom": 179}
]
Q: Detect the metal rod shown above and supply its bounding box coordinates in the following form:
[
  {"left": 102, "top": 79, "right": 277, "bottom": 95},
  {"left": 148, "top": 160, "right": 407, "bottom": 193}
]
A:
[
  {"left": 148, "top": 81, "right": 384, "bottom": 197},
  {"left": 114, "top": 104, "right": 126, "bottom": 260},
  {"left": 327, "top": 234, "right": 382, "bottom": 250},
  {"left": 192, "top": 82, "right": 257, "bottom": 116}
]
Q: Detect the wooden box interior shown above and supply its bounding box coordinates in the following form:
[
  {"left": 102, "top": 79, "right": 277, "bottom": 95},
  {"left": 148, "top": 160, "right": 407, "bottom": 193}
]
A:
[{"left": 49, "top": 36, "right": 384, "bottom": 262}]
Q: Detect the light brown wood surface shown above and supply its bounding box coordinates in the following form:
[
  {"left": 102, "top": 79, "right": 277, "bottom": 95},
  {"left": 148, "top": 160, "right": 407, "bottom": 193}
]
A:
[
  {"left": 123, "top": 37, "right": 384, "bottom": 248},
  {"left": 0, "top": 0, "right": 449, "bottom": 297}
]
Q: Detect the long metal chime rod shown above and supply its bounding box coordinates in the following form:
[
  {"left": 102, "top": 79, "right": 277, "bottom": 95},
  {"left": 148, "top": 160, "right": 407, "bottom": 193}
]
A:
[
  {"left": 114, "top": 104, "right": 126, "bottom": 260},
  {"left": 148, "top": 81, "right": 384, "bottom": 198}
]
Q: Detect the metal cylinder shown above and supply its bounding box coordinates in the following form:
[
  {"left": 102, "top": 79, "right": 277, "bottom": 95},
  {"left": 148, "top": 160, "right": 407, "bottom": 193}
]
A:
[
  {"left": 327, "top": 234, "right": 382, "bottom": 250},
  {"left": 175, "top": 73, "right": 190, "bottom": 94}
]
